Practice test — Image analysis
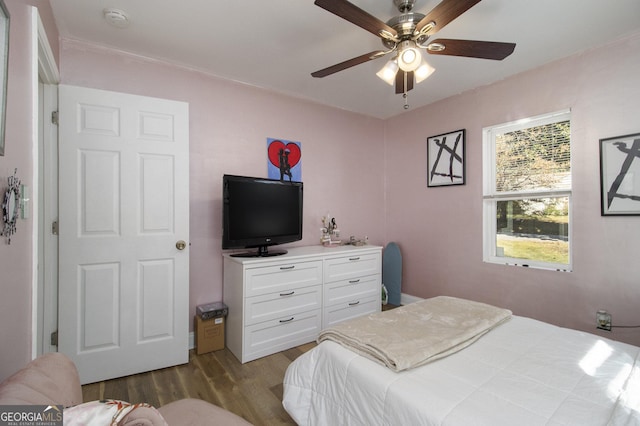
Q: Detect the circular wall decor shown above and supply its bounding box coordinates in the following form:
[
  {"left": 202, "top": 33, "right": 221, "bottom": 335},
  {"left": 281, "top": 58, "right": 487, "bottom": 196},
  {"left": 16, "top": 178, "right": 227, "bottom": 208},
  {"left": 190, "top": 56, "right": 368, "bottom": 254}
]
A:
[{"left": 1, "top": 168, "right": 21, "bottom": 244}]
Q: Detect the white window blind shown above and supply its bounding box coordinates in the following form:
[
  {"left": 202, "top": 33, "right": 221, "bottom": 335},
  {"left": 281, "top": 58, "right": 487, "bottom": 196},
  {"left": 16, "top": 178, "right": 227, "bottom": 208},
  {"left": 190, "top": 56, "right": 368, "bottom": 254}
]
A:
[{"left": 495, "top": 120, "right": 571, "bottom": 193}]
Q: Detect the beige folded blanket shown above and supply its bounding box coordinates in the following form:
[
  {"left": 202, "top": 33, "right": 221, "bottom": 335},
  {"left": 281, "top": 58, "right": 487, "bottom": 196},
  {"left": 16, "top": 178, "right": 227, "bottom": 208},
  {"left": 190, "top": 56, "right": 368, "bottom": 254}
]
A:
[{"left": 317, "top": 296, "right": 512, "bottom": 372}]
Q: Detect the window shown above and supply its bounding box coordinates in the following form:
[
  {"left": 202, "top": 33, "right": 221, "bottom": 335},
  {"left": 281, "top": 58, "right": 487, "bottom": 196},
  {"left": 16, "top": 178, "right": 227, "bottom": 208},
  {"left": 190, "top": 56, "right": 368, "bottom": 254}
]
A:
[{"left": 483, "top": 110, "right": 571, "bottom": 271}]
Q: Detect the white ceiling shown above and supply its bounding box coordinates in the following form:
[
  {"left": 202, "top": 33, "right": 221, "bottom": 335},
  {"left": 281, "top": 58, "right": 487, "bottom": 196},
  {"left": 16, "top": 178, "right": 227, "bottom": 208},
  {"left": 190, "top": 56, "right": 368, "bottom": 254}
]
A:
[{"left": 49, "top": 0, "right": 640, "bottom": 119}]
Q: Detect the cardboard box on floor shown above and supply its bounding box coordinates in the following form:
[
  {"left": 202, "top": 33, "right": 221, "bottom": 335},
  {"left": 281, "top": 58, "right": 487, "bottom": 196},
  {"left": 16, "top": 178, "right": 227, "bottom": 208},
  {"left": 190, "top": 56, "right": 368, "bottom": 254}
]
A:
[{"left": 195, "top": 315, "right": 225, "bottom": 355}]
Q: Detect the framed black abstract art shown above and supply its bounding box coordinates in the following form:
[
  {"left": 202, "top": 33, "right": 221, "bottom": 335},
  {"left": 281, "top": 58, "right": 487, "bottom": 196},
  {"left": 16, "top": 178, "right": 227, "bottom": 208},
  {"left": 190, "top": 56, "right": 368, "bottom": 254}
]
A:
[
  {"left": 427, "top": 129, "right": 465, "bottom": 187},
  {"left": 600, "top": 132, "right": 640, "bottom": 215}
]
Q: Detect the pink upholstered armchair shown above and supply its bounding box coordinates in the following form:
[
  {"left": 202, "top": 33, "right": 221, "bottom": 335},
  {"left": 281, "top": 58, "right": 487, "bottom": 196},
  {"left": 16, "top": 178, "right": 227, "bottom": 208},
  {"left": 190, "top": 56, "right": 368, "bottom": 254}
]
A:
[{"left": 0, "top": 352, "right": 251, "bottom": 425}]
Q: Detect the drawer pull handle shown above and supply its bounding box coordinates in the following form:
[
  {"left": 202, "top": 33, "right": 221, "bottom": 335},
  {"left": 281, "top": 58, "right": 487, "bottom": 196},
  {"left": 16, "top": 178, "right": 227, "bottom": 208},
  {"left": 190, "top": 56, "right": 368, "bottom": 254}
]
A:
[
  {"left": 349, "top": 257, "right": 361, "bottom": 261},
  {"left": 349, "top": 279, "right": 360, "bottom": 284},
  {"left": 280, "top": 265, "right": 295, "bottom": 270},
  {"left": 348, "top": 301, "right": 360, "bottom": 306},
  {"left": 279, "top": 317, "right": 294, "bottom": 323},
  {"left": 280, "top": 291, "right": 295, "bottom": 296}
]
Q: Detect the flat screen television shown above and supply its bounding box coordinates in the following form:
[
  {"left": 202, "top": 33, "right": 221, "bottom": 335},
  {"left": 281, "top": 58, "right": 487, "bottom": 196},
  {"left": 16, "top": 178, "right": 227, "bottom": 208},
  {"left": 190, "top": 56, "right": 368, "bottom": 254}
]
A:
[{"left": 222, "top": 174, "right": 303, "bottom": 257}]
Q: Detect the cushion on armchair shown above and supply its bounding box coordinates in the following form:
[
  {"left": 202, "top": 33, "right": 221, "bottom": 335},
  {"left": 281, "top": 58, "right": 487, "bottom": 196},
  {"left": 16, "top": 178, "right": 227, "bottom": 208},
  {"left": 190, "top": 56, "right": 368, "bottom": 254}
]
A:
[{"left": 63, "top": 399, "right": 168, "bottom": 426}]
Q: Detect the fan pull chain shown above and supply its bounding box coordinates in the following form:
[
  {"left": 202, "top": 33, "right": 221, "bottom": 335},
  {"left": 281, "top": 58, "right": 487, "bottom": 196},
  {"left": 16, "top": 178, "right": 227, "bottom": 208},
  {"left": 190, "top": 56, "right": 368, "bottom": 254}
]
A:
[{"left": 403, "top": 72, "right": 410, "bottom": 110}]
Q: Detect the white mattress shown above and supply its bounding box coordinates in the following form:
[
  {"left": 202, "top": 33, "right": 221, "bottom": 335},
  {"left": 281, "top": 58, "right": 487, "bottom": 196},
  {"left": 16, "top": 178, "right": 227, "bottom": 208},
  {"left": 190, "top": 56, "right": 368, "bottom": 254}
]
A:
[{"left": 283, "top": 316, "right": 640, "bottom": 425}]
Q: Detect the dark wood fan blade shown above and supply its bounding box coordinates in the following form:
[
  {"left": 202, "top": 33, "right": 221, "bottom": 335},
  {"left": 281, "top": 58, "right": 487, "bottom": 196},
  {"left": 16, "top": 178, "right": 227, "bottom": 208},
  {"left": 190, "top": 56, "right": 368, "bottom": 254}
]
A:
[
  {"left": 314, "top": 0, "right": 397, "bottom": 39},
  {"left": 311, "top": 50, "right": 386, "bottom": 78},
  {"left": 416, "top": 0, "right": 482, "bottom": 36},
  {"left": 395, "top": 71, "right": 414, "bottom": 94},
  {"left": 427, "top": 39, "right": 516, "bottom": 60}
]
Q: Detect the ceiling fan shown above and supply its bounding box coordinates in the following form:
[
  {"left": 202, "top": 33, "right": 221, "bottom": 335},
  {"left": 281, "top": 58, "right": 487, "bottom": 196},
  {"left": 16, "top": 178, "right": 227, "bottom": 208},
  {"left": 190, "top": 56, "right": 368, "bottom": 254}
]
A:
[{"left": 312, "top": 0, "right": 516, "bottom": 97}]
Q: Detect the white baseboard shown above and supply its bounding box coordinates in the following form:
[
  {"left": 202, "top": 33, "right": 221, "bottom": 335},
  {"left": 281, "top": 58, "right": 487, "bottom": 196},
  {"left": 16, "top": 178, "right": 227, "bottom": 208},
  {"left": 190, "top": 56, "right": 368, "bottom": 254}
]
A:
[{"left": 189, "top": 332, "right": 195, "bottom": 350}]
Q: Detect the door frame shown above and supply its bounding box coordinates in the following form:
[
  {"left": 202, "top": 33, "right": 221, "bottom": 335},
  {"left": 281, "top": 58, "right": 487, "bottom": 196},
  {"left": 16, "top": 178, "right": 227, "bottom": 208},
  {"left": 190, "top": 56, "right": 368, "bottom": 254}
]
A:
[{"left": 32, "top": 6, "right": 59, "bottom": 357}]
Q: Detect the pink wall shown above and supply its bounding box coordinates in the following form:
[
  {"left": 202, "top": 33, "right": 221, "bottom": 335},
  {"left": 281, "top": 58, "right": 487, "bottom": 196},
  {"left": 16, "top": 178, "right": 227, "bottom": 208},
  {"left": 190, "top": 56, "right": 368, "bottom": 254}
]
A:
[
  {"left": 0, "top": 0, "right": 59, "bottom": 381},
  {"left": 385, "top": 31, "right": 640, "bottom": 346},
  {"left": 59, "top": 39, "right": 386, "bottom": 332}
]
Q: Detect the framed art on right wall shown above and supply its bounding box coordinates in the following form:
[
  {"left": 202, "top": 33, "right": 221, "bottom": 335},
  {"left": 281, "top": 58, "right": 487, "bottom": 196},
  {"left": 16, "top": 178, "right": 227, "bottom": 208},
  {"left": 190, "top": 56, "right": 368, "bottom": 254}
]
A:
[{"left": 599, "top": 132, "right": 640, "bottom": 215}]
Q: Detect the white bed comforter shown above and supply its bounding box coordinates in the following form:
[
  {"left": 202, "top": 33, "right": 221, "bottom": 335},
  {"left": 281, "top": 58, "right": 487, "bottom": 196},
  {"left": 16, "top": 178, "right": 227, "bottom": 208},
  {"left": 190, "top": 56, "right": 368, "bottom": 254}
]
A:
[{"left": 283, "top": 316, "right": 640, "bottom": 426}]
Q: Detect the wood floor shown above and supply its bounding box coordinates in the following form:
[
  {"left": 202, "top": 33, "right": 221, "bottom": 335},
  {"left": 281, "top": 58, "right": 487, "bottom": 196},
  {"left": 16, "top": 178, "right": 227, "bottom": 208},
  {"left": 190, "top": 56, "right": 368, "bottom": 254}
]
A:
[{"left": 81, "top": 343, "right": 316, "bottom": 426}]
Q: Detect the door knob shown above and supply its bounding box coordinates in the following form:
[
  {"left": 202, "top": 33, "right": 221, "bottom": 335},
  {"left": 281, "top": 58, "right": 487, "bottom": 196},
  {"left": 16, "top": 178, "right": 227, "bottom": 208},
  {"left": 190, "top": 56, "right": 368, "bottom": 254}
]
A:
[{"left": 176, "top": 240, "right": 186, "bottom": 250}]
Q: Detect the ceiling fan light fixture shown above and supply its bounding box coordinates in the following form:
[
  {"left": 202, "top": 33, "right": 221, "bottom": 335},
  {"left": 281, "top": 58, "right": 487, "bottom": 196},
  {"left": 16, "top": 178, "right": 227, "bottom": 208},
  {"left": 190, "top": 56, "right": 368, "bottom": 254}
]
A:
[
  {"left": 415, "top": 60, "right": 435, "bottom": 83},
  {"left": 397, "top": 41, "right": 421, "bottom": 72},
  {"left": 376, "top": 59, "right": 399, "bottom": 85}
]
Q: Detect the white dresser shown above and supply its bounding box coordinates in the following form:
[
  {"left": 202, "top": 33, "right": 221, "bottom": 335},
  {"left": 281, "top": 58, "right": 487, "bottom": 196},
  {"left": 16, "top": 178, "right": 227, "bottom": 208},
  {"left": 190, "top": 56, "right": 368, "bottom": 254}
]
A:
[{"left": 223, "top": 245, "right": 382, "bottom": 363}]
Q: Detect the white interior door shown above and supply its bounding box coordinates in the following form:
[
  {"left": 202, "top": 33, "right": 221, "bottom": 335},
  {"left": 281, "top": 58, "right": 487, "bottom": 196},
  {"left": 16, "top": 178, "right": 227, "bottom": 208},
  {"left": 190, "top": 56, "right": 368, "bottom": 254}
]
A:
[{"left": 57, "top": 85, "right": 190, "bottom": 384}]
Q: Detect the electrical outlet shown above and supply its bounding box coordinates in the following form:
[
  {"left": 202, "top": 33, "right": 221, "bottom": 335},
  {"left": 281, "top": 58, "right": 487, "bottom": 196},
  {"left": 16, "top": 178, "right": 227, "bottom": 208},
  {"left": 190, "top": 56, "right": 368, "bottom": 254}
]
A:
[{"left": 596, "top": 310, "right": 612, "bottom": 331}]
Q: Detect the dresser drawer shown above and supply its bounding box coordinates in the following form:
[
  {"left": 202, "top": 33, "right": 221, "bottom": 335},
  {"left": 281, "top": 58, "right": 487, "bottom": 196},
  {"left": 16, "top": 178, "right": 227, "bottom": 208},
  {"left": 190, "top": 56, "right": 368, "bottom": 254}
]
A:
[
  {"left": 324, "top": 274, "right": 380, "bottom": 307},
  {"left": 324, "top": 252, "right": 381, "bottom": 283},
  {"left": 243, "top": 309, "right": 321, "bottom": 363},
  {"left": 245, "top": 260, "right": 323, "bottom": 297},
  {"left": 323, "top": 295, "right": 380, "bottom": 329},
  {"left": 245, "top": 285, "right": 322, "bottom": 326}
]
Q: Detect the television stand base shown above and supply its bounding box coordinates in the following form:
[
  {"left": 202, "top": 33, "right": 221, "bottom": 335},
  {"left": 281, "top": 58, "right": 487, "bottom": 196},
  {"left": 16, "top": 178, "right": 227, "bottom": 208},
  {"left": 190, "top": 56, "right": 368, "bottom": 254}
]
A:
[{"left": 230, "top": 247, "right": 287, "bottom": 258}]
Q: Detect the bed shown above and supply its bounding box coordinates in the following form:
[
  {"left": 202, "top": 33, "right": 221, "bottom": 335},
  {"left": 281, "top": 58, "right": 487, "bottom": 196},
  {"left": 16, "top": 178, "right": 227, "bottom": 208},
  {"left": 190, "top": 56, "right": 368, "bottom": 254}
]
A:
[{"left": 282, "top": 297, "right": 640, "bottom": 425}]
